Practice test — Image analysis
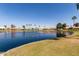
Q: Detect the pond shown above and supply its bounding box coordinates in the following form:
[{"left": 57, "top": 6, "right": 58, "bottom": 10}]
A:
[{"left": 0, "top": 32, "right": 56, "bottom": 52}]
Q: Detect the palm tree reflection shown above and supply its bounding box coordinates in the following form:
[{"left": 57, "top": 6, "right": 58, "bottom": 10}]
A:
[
  {"left": 11, "top": 30, "right": 16, "bottom": 39},
  {"left": 22, "top": 31, "right": 26, "bottom": 39}
]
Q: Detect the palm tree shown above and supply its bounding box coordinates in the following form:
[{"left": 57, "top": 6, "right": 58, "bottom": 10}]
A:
[
  {"left": 74, "top": 23, "right": 79, "bottom": 27},
  {"left": 11, "top": 24, "right": 16, "bottom": 30},
  {"left": 72, "top": 16, "right": 77, "bottom": 26},
  {"left": 56, "top": 23, "right": 62, "bottom": 30},
  {"left": 62, "top": 23, "right": 67, "bottom": 30},
  {"left": 4, "top": 25, "right": 7, "bottom": 30},
  {"left": 76, "top": 3, "right": 79, "bottom": 10},
  {"left": 39, "top": 25, "right": 40, "bottom": 28},
  {"left": 22, "top": 25, "right": 26, "bottom": 30}
]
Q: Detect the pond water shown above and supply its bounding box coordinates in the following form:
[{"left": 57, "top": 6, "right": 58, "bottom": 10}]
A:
[{"left": 0, "top": 32, "right": 56, "bottom": 52}]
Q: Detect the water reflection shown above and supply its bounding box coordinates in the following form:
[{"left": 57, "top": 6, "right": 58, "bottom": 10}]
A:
[
  {"left": 0, "top": 32, "right": 56, "bottom": 52},
  {"left": 22, "top": 31, "right": 26, "bottom": 39},
  {"left": 56, "top": 30, "right": 66, "bottom": 37},
  {"left": 56, "top": 30, "right": 73, "bottom": 37},
  {"left": 4, "top": 32, "right": 8, "bottom": 38},
  {"left": 11, "top": 32, "right": 16, "bottom": 39}
]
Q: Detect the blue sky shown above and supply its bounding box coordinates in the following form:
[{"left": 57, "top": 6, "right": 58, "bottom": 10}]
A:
[{"left": 0, "top": 3, "right": 78, "bottom": 27}]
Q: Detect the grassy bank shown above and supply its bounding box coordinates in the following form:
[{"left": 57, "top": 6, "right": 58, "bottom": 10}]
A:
[{"left": 4, "top": 31, "right": 79, "bottom": 56}]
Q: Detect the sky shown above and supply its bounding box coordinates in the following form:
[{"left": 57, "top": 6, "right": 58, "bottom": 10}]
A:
[{"left": 0, "top": 3, "right": 78, "bottom": 27}]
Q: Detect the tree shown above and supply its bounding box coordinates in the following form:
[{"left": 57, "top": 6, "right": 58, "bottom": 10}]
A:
[
  {"left": 39, "top": 25, "right": 40, "bottom": 28},
  {"left": 56, "top": 23, "right": 67, "bottom": 37},
  {"left": 11, "top": 24, "right": 16, "bottom": 29},
  {"left": 72, "top": 16, "right": 77, "bottom": 26},
  {"left": 56, "top": 23, "right": 62, "bottom": 30},
  {"left": 76, "top": 3, "right": 79, "bottom": 10},
  {"left": 74, "top": 23, "right": 79, "bottom": 27},
  {"left": 4, "top": 25, "right": 7, "bottom": 29},
  {"left": 22, "top": 25, "right": 26, "bottom": 30},
  {"left": 62, "top": 23, "right": 67, "bottom": 29}
]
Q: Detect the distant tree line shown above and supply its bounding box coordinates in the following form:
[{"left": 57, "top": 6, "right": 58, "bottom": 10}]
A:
[{"left": 56, "top": 22, "right": 79, "bottom": 29}]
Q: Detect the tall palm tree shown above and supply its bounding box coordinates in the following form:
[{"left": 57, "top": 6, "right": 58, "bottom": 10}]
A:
[
  {"left": 72, "top": 16, "right": 77, "bottom": 26},
  {"left": 76, "top": 3, "right": 79, "bottom": 10}
]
